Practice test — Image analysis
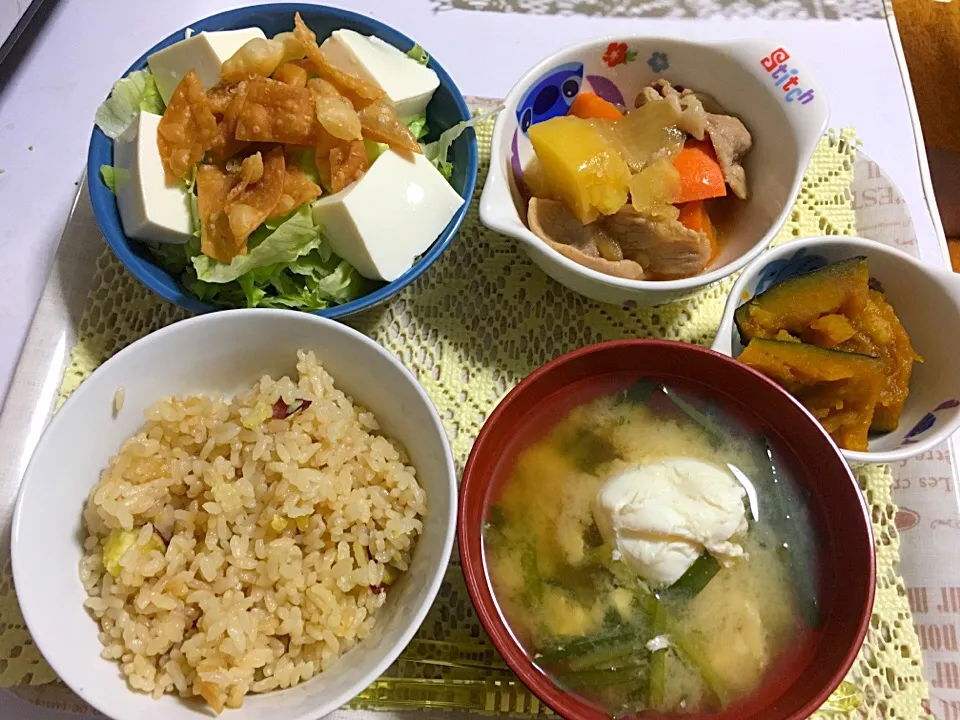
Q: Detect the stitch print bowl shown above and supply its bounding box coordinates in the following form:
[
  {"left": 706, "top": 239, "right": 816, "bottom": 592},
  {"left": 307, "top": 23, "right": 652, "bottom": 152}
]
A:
[
  {"left": 712, "top": 236, "right": 960, "bottom": 464},
  {"left": 479, "top": 38, "right": 829, "bottom": 307}
]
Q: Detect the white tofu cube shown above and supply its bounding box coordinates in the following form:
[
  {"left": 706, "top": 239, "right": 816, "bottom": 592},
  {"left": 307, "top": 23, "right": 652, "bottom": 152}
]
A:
[
  {"left": 114, "top": 112, "right": 194, "bottom": 245},
  {"left": 312, "top": 150, "right": 464, "bottom": 282},
  {"left": 320, "top": 29, "right": 440, "bottom": 120},
  {"left": 147, "top": 28, "right": 266, "bottom": 104}
]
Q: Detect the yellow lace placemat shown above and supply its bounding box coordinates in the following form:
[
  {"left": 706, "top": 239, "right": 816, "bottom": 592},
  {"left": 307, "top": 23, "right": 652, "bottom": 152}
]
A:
[{"left": 0, "top": 118, "right": 930, "bottom": 719}]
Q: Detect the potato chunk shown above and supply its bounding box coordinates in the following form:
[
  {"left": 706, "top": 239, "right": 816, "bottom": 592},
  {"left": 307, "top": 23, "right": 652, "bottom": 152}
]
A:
[{"left": 528, "top": 116, "right": 630, "bottom": 224}]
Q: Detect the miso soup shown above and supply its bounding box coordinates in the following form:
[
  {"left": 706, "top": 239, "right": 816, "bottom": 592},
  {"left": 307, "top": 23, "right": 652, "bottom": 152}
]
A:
[{"left": 482, "top": 379, "right": 820, "bottom": 717}]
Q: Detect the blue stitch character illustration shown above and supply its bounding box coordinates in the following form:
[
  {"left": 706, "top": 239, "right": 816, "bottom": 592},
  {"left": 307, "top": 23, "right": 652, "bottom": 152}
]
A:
[{"left": 516, "top": 62, "right": 584, "bottom": 135}]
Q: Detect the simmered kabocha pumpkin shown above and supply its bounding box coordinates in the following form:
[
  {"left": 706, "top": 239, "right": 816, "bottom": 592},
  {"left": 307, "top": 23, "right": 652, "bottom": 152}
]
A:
[
  {"left": 836, "top": 291, "right": 921, "bottom": 431},
  {"left": 735, "top": 257, "right": 920, "bottom": 439},
  {"left": 734, "top": 257, "right": 870, "bottom": 343},
  {"left": 738, "top": 339, "right": 883, "bottom": 451}
]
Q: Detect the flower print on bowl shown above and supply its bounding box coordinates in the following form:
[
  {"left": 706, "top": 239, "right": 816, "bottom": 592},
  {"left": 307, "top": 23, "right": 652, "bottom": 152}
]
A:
[
  {"left": 902, "top": 399, "right": 960, "bottom": 445},
  {"left": 603, "top": 42, "right": 637, "bottom": 67},
  {"left": 647, "top": 51, "right": 670, "bottom": 73}
]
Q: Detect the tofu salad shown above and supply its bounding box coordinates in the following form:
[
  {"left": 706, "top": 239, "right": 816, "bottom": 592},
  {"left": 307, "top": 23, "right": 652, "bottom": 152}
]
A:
[{"left": 95, "top": 13, "right": 485, "bottom": 311}]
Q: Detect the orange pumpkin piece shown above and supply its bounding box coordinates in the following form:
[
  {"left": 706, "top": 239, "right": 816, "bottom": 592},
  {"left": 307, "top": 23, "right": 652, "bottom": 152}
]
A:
[
  {"left": 739, "top": 339, "right": 883, "bottom": 452},
  {"left": 736, "top": 257, "right": 921, "bottom": 434},
  {"left": 806, "top": 313, "right": 857, "bottom": 345},
  {"left": 734, "top": 257, "right": 870, "bottom": 342},
  {"left": 157, "top": 69, "right": 218, "bottom": 183},
  {"left": 835, "top": 291, "right": 922, "bottom": 431}
]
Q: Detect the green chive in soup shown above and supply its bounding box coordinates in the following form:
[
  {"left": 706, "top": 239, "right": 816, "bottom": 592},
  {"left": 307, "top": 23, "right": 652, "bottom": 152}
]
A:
[{"left": 482, "top": 379, "right": 820, "bottom": 717}]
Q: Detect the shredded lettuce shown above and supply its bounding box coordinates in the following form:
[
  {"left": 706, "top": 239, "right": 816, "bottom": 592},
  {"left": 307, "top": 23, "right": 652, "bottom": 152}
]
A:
[
  {"left": 99, "top": 165, "right": 130, "bottom": 193},
  {"left": 193, "top": 206, "right": 324, "bottom": 283},
  {"left": 407, "top": 112, "right": 429, "bottom": 140},
  {"left": 423, "top": 105, "right": 503, "bottom": 179},
  {"left": 364, "top": 139, "right": 389, "bottom": 164},
  {"left": 189, "top": 193, "right": 201, "bottom": 236},
  {"left": 406, "top": 44, "right": 429, "bottom": 65},
  {"left": 95, "top": 69, "right": 165, "bottom": 139},
  {"left": 149, "top": 205, "right": 372, "bottom": 311}
]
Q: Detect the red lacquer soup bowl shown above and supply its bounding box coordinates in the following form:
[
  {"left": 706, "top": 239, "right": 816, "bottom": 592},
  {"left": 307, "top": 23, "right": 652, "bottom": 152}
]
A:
[{"left": 458, "top": 339, "right": 875, "bottom": 720}]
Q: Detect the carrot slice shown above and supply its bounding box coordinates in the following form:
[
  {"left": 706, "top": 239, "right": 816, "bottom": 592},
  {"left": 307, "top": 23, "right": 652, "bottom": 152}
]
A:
[
  {"left": 568, "top": 92, "right": 623, "bottom": 121},
  {"left": 678, "top": 200, "right": 718, "bottom": 260},
  {"left": 673, "top": 139, "right": 727, "bottom": 204}
]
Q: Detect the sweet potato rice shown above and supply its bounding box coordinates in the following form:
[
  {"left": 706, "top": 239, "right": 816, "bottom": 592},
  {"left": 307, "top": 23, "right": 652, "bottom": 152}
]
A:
[{"left": 79, "top": 351, "right": 426, "bottom": 712}]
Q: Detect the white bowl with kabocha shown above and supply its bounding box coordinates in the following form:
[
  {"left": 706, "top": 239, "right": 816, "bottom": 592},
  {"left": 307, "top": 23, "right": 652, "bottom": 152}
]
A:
[
  {"left": 479, "top": 37, "right": 829, "bottom": 307},
  {"left": 713, "top": 236, "right": 960, "bottom": 464},
  {"left": 87, "top": 5, "right": 481, "bottom": 318}
]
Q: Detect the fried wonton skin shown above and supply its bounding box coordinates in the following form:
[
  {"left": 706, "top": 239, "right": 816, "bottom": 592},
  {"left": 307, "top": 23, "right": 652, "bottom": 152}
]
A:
[
  {"left": 358, "top": 99, "right": 421, "bottom": 154},
  {"left": 293, "top": 12, "right": 384, "bottom": 108},
  {"left": 220, "top": 33, "right": 304, "bottom": 83},
  {"left": 197, "top": 164, "right": 242, "bottom": 263},
  {"left": 208, "top": 81, "right": 250, "bottom": 163},
  {"left": 235, "top": 78, "right": 316, "bottom": 145},
  {"left": 270, "top": 158, "right": 322, "bottom": 219},
  {"left": 157, "top": 70, "right": 218, "bottom": 182},
  {"left": 224, "top": 147, "right": 286, "bottom": 243},
  {"left": 329, "top": 140, "right": 369, "bottom": 192}
]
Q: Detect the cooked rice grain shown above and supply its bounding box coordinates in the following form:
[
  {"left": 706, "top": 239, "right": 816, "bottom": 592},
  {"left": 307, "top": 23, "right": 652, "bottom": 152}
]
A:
[{"left": 79, "top": 351, "right": 426, "bottom": 712}]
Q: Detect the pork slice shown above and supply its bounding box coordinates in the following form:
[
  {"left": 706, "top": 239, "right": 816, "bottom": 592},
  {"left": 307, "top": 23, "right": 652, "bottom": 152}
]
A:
[
  {"left": 527, "top": 198, "right": 645, "bottom": 280},
  {"left": 603, "top": 207, "right": 712, "bottom": 279},
  {"left": 705, "top": 113, "right": 752, "bottom": 200}
]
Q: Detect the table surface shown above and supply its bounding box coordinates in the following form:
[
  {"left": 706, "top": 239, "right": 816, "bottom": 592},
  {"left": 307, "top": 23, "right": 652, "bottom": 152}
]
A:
[{"left": 0, "top": 0, "right": 952, "bottom": 718}]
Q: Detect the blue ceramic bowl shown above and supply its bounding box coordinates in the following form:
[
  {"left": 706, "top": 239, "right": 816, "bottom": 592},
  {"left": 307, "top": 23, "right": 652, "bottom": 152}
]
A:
[{"left": 87, "top": 3, "right": 478, "bottom": 319}]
